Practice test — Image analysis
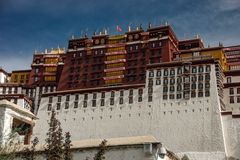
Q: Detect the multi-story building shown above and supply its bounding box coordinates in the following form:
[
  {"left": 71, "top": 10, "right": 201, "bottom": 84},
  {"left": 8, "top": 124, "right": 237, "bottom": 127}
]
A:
[
  {"left": 10, "top": 69, "right": 31, "bottom": 84},
  {"left": 0, "top": 67, "right": 9, "bottom": 83},
  {"left": 28, "top": 48, "right": 65, "bottom": 86},
  {"left": 57, "top": 25, "right": 178, "bottom": 91},
  {"left": 224, "top": 45, "right": 240, "bottom": 70},
  {"left": 0, "top": 24, "right": 240, "bottom": 159}
]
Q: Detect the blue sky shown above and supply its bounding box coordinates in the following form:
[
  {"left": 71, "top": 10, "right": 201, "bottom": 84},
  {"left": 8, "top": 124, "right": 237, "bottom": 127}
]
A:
[{"left": 0, "top": 0, "right": 240, "bottom": 72}]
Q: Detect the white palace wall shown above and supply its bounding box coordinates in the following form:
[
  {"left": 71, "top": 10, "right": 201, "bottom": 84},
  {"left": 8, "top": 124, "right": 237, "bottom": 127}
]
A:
[{"left": 33, "top": 63, "right": 226, "bottom": 154}]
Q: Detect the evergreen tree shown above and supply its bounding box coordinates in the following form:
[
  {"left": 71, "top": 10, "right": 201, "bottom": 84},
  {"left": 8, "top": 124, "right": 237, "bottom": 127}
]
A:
[
  {"left": 21, "top": 137, "right": 39, "bottom": 160},
  {"left": 63, "top": 132, "right": 72, "bottom": 160},
  {"left": 93, "top": 139, "right": 107, "bottom": 160},
  {"left": 45, "top": 110, "right": 64, "bottom": 160}
]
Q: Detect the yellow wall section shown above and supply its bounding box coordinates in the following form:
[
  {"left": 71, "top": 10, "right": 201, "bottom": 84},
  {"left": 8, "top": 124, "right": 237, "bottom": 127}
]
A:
[
  {"left": 179, "top": 48, "right": 228, "bottom": 71},
  {"left": 10, "top": 72, "right": 30, "bottom": 84},
  {"left": 44, "top": 76, "right": 56, "bottom": 82},
  {"left": 105, "top": 78, "right": 123, "bottom": 85}
]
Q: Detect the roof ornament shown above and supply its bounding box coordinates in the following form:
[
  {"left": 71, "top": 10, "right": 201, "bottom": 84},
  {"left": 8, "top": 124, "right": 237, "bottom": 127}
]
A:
[
  {"left": 104, "top": 29, "right": 107, "bottom": 35},
  {"left": 71, "top": 35, "right": 75, "bottom": 39},
  {"left": 219, "top": 42, "right": 223, "bottom": 47},
  {"left": 195, "top": 34, "right": 200, "bottom": 39},
  {"left": 165, "top": 21, "right": 168, "bottom": 26},
  {"left": 148, "top": 22, "right": 152, "bottom": 29},
  {"left": 84, "top": 32, "right": 87, "bottom": 38},
  {"left": 93, "top": 31, "right": 96, "bottom": 36},
  {"left": 140, "top": 24, "right": 143, "bottom": 30},
  {"left": 128, "top": 25, "right": 131, "bottom": 32},
  {"left": 45, "top": 49, "right": 48, "bottom": 54}
]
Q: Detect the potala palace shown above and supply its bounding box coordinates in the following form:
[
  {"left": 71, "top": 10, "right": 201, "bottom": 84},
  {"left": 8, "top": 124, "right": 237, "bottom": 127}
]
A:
[{"left": 0, "top": 24, "right": 240, "bottom": 159}]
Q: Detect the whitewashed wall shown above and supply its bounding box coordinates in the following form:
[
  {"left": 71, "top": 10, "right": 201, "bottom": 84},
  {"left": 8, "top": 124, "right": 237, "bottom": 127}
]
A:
[{"left": 33, "top": 63, "right": 227, "bottom": 156}]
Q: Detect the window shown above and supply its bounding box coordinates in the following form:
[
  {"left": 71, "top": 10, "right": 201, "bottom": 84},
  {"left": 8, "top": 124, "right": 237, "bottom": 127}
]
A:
[
  {"left": 148, "top": 95, "right": 153, "bottom": 102},
  {"left": 229, "top": 88, "right": 234, "bottom": 95},
  {"left": 138, "top": 89, "right": 143, "bottom": 95},
  {"left": 12, "top": 99, "right": 17, "bottom": 104},
  {"left": 205, "top": 74, "right": 210, "bottom": 81},
  {"left": 191, "top": 83, "right": 196, "bottom": 90},
  {"left": 65, "top": 102, "right": 69, "bottom": 109},
  {"left": 83, "top": 101, "right": 87, "bottom": 108},
  {"left": 183, "top": 65, "right": 190, "bottom": 73},
  {"left": 192, "top": 66, "right": 197, "bottom": 73},
  {"left": 191, "top": 91, "right": 196, "bottom": 98},
  {"left": 205, "top": 90, "right": 210, "bottom": 97},
  {"left": 163, "top": 86, "right": 168, "bottom": 93},
  {"left": 148, "top": 87, "right": 153, "bottom": 93},
  {"left": 156, "top": 70, "right": 161, "bottom": 77},
  {"left": 169, "top": 94, "right": 174, "bottom": 99},
  {"left": 198, "top": 75, "right": 204, "bottom": 81},
  {"left": 75, "top": 95, "right": 79, "bottom": 101},
  {"left": 198, "top": 83, "right": 203, "bottom": 90},
  {"left": 199, "top": 66, "right": 204, "bottom": 73},
  {"left": 183, "top": 91, "right": 190, "bottom": 99},
  {"left": 149, "top": 71, "right": 154, "bottom": 77},
  {"left": 101, "top": 92, "right": 105, "bottom": 98},
  {"left": 170, "top": 78, "right": 175, "bottom": 85},
  {"left": 110, "top": 98, "right": 114, "bottom": 105},
  {"left": 184, "top": 77, "right": 190, "bottom": 83},
  {"left": 93, "top": 93, "right": 97, "bottom": 99},
  {"left": 66, "top": 95, "right": 70, "bottom": 101},
  {"left": 164, "top": 69, "right": 168, "bottom": 76},
  {"left": 101, "top": 99, "right": 105, "bottom": 106},
  {"left": 237, "top": 88, "right": 240, "bottom": 94},
  {"left": 74, "top": 102, "right": 78, "bottom": 108},
  {"left": 56, "top": 103, "right": 61, "bottom": 110},
  {"left": 84, "top": 94, "right": 88, "bottom": 100},
  {"left": 156, "top": 79, "right": 161, "bottom": 85},
  {"left": 57, "top": 96, "right": 61, "bottom": 102},
  {"left": 198, "top": 91, "right": 203, "bottom": 97},
  {"left": 177, "top": 94, "right": 182, "bottom": 99},
  {"left": 177, "top": 77, "right": 182, "bottom": 83},
  {"left": 206, "top": 65, "right": 211, "bottom": 72},
  {"left": 138, "top": 96, "right": 142, "bottom": 102},
  {"left": 184, "top": 84, "right": 190, "bottom": 90},
  {"left": 237, "top": 96, "right": 240, "bottom": 103},
  {"left": 177, "top": 67, "right": 182, "bottom": 74},
  {"left": 111, "top": 91, "right": 115, "bottom": 97},
  {"left": 230, "top": 96, "right": 234, "bottom": 103},
  {"left": 129, "top": 89, "right": 133, "bottom": 96},
  {"left": 205, "top": 83, "right": 210, "bottom": 89},
  {"left": 148, "top": 79, "right": 153, "bottom": 86},
  {"left": 170, "top": 86, "right": 175, "bottom": 92},
  {"left": 120, "top": 90, "right": 124, "bottom": 96},
  {"left": 227, "top": 77, "right": 232, "bottom": 83},
  {"left": 177, "top": 85, "right": 182, "bottom": 91},
  {"left": 47, "top": 104, "right": 52, "bottom": 111},
  {"left": 163, "top": 95, "right": 168, "bottom": 100},
  {"left": 191, "top": 76, "right": 197, "bottom": 82},
  {"left": 163, "top": 78, "right": 168, "bottom": 85},
  {"left": 170, "top": 69, "right": 175, "bottom": 76},
  {"left": 92, "top": 100, "right": 96, "bottom": 107},
  {"left": 49, "top": 97, "right": 53, "bottom": 103},
  {"left": 129, "top": 97, "right": 133, "bottom": 104},
  {"left": 13, "top": 87, "right": 17, "bottom": 94},
  {"left": 193, "top": 52, "right": 200, "bottom": 56},
  {"left": 119, "top": 97, "right": 123, "bottom": 104}
]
